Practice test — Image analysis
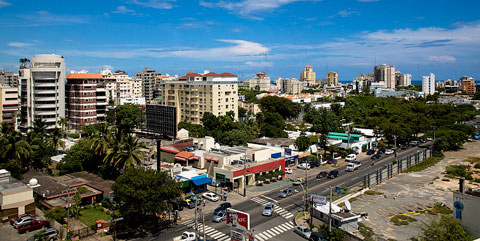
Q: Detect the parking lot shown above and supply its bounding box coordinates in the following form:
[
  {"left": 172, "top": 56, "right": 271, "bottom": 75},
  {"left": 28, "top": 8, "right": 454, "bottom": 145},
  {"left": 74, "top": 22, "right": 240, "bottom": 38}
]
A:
[{"left": 0, "top": 222, "right": 41, "bottom": 241}]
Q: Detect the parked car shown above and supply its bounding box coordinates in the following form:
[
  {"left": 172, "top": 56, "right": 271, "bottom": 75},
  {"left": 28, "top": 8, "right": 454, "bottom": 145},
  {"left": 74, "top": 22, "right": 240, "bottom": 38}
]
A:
[
  {"left": 202, "top": 192, "right": 219, "bottom": 202},
  {"left": 384, "top": 149, "right": 394, "bottom": 155},
  {"left": 316, "top": 171, "right": 328, "bottom": 179},
  {"left": 366, "top": 150, "right": 375, "bottom": 155},
  {"left": 409, "top": 140, "right": 419, "bottom": 146},
  {"left": 345, "top": 154, "right": 356, "bottom": 162},
  {"left": 327, "top": 158, "right": 337, "bottom": 164},
  {"left": 294, "top": 225, "right": 312, "bottom": 239},
  {"left": 297, "top": 163, "right": 311, "bottom": 170},
  {"left": 212, "top": 210, "right": 227, "bottom": 223},
  {"left": 173, "top": 231, "right": 196, "bottom": 241},
  {"left": 27, "top": 227, "right": 59, "bottom": 241},
  {"left": 285, "top": 168, "right": 293, "bottom": 174},
  {"left": 371, "top": 154, "right": 382, "bottom": 160},
  {"left": 14, "top": 215, "right": 40, "bottom": 229},
  {"left": 377, "top": 148, "right": 386, "bottom": 154},
  {"left": 310, "top": 161, "right": 320, "bottom": 167},
  {"left": 293, "top": 178, "right": 305, "bottom": 185},
  {"left": 214, "top": 202, "right": 232, "bottom": 215},
  {"left": 10, "top": 214, "right": 33, "bottom": 226},
  {"left": 279, "top": 188, "right": 294, "bottom": 198},
  {"left": 346, "top": 162, "right": 361, "bottom": 172},
  {"left": 401, "top": 144, "right": 409, "bottom": 149},
  {"left": 169, "top": 198, "right": 187, "bottom": 211},
  {"left": 18, "top": 220, "right": 49, "bottom": 234},
  {"left": 263, "top": 203, "right": 274, "bottom": 216},
  {"left": 327, "top": 170, "right": 339, "bottom": 179},
  {"left": 419, "top": 138, "right": 427, "bottom": 143},
  {"left": 309, "top": 232, "right": 327, "bottom": 241}
]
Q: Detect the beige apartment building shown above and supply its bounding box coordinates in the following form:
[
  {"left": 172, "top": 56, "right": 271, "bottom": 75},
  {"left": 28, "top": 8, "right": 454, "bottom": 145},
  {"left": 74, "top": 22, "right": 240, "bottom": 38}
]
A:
[
  {"left": 0, "top": 86, "right": 19, "bottom": 130},
  {"left": 249, "top": 72, "right": 271, "bottom": 91},
  {"left": 158, "top": 71, "right": 238, "bottom": 125},
  {"left": 374, "top": 64, "right": 396, "bottom": 89},
  {"left": 323, "top": 71, "right": 338, "bottom": 87},
  {"left": 300, "top": 66, "right": 316, "bottom": 86}
]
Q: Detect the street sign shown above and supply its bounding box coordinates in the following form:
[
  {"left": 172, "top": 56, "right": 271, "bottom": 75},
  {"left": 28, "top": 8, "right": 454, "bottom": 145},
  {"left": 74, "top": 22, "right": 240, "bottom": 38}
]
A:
[
  {"left": 311, "top": 194, "right": 327, "bottom": 206},
  {"left": 335, "top": 187, "right": 342, "bottom": 195},
  {"left": 226, "top": 208, "right": 250, "bottom": 231},
  {"left": 231, "top": 229, "right": 245, "bottom": 241},
  {"left": 285, "top": 148, "right": 292, "bottom": 156},
  {"left": 216, "top": 173, "right": 226, "bottom": 182}
]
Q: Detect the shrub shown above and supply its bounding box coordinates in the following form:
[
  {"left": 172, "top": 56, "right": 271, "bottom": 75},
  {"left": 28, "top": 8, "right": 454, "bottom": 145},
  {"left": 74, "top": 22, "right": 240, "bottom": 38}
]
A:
[
  {"left": 390, "top": 215, "right": 416, "bottom": 226},
  {"left": 474, "top": 163, "right": 480, "bottom": 169},
  {"left": 358, "top": 222, "right": 375, "bottom": 241},
  {"left": 365, "top": 190, "right": 383, "bottom": 195},
  {"left": 433, "top": 202, "right": 452, "bottom": 214},
  {"left": 403, "top": 156, "right": 443, "bottom": 173},
  {"left": 445, "top": 165, "right": 471, "bottom": 178},
  {"left": 68, "top": 133, "right": 80, "bottom": 138}
]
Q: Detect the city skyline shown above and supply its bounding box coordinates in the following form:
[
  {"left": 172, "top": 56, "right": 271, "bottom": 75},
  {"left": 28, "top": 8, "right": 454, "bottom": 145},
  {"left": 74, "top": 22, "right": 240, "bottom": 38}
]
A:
[{"left": 1, "top": 0, "right": 480, "bottom": 80}]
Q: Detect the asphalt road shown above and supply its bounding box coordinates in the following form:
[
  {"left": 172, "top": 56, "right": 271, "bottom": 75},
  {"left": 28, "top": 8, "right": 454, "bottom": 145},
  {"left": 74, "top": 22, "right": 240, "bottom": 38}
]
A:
[{"left": 151, "top": 143, "right": 431, "bottom": 241}]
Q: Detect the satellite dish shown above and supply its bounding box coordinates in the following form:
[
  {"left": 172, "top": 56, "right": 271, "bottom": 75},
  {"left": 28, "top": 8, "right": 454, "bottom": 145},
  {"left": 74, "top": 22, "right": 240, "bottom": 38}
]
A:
[
  {"left": 215, "top": 143, "right": 221, "bottom": 149},
  {"left": 345, "top": 200, "right": 351, "bottom": 211}
]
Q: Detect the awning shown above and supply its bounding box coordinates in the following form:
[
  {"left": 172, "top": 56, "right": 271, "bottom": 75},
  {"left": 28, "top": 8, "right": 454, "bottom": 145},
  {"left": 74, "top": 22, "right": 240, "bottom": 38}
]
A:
[
  {"left": 189, "top": 156, "right": 199, "bottom": 161},
  {"left": 161, "top": 147, "right": 179, "bottom": 154},
  {"left": 192, "top": 177, "right": 212, "bottom": 186},
  {"left": 205, "top": 157, "right": 219, "bottom": 162},
  {"left": 175, "top": 157, "right": 187, "bottom": 162},
  {"left": 259, "top": 165, "right": 280, "bottom": 173}
]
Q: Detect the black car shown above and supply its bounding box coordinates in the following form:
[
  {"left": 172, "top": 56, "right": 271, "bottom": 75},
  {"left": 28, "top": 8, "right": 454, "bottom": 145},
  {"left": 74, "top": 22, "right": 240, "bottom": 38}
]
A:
[
  {"left": 214, "top": 202, "right": 232, "bottom": 215},
  {"left": 377, "top": 148, "right": 385, "bottom": 154},
  {"left": 366, "top": 150, "right": 375, "bottom": 155},
  {"left": 327, "top": 170, "right": 339, "bottom": 179},
  {"left": 310, "top": 161, "right": 320, "bottom": 167},
  {"left": 316, "top": 171, "right": 328, "bottom": 179},
  {"left": 169, "top": 198, "right": 188, "bottom": 211},
  {"left": 309, "top": 232, "right": 327, "bottom": 241},
  {"left": 371, "top": 154, "right": 382, "bottom": 160}
]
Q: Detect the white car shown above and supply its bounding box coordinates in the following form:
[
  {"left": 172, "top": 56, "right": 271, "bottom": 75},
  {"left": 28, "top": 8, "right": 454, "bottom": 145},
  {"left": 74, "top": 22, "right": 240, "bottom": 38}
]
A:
[
  {"left": 294, "top": 225, "right": 312, "bottom": 239},
  {"left": 173, "top": 231, "right": 196, "bottom": 241},
  {"left": 385, "top": 149, "right": 394, "bottom": 155},
  {"left": 345, "top": 154, "right": 357, "bottom": 162},
  {"left": 285, "top": 168, "right": 293, "bottom": 174},
  {"left": 202, "top": 192, "right": 219, "bottom": 202},
  {"left": 297, "top": 163, "right": 311, "bottom": 170}
]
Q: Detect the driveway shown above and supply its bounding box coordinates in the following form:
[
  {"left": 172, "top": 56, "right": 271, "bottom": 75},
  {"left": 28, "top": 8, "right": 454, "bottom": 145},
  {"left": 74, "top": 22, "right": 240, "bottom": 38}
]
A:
[{"left": 0, "top": 222, "right": 40, "bottom": 241}]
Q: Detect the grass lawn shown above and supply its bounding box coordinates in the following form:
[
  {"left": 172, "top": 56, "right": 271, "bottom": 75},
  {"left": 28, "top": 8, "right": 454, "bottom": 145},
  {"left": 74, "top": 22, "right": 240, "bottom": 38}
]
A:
[{"left": 78, "top": 208, "right": 112, "bottom": 227}]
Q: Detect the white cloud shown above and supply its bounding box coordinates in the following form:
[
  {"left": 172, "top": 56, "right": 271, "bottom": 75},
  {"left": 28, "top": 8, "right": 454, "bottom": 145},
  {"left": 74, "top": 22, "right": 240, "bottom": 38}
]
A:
[
  {"left": 113, "top": 6, "right": 136, "bottom": 14},
  {"left": 8, "top": 42, "right": 33, "bottom": 47},
  {"left": 231, "top": 27, "right": 241, "bottom": 33},
  {"left": 178, "top": 20, "right": 215, "bottom": 29},
  {"left": 427, "top": 56, "right": 456, "bottom": 63},
  {"left": 129, "top": 0, "right": 176, "bottom": 9},
  {"left": 245, "top": 61, "right": 272, "bottom": 67},
  {"left": 338, "top": 10, "right": 359, "bottom": 18},
  {"left": 0, "top": 0, "right": 11, "bottom": 8},
  {"left": 171, "top": 39, "right": 269, "bottom": 60},
  {"left": 199, "top": 0, "right": 321, "bottom": 20}
]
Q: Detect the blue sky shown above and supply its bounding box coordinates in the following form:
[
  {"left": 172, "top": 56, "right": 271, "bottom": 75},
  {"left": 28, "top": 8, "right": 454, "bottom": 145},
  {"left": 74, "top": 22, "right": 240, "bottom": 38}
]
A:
[{"left": 1, "top": 0, "right": 479, "bottom": 81}]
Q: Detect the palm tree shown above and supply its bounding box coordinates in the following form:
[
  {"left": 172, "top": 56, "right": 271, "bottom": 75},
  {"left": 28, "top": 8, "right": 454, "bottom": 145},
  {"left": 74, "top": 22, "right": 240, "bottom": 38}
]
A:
[
  {"left": 58, "top": 117, "right": 68, "bottom": 137},
  {"left": 105, "top": 134, "right": 143, "bottom": 170},
  {"left": 90, "top": 123, "right": 110, "bottom": 158},
  {"left": 47, "top": 128, "right": 65, "bottom": 151},
  {"left": 0, "top": 130, "right": 32, "bottom": 166},
  {"left": 19, "top": 58, "right": 30, "bottom": 68}
]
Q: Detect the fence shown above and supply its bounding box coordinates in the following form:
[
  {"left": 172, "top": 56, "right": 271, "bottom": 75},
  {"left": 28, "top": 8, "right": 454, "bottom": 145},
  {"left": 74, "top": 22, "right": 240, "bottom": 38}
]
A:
[
  {"left": 363, "top": 147, "right": 433, "bottom": 188},
  {"left": 71, "top": 227, "right": 97, "bottom": 239}
]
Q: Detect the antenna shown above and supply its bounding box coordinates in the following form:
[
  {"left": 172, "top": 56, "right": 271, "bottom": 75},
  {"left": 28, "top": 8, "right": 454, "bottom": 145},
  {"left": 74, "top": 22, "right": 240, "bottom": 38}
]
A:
[{"left": 264, "top": 52, "right": 268, "bottom": 75}]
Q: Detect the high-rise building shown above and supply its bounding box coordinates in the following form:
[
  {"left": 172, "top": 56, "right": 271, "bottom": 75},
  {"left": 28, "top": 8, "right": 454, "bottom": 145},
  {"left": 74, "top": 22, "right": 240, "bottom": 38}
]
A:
[
  {"left": 460, "top": 76, "right": 476, "bottom": 95},
  {"left": 19, "top": 54, "right": 65, "bottom": 129},
  {"left": 0, "top": 72, "right": 19, "bottom": 87},
  {"left": 249, "top": 72, "right": 271, "bottom": 91},
  {"left": 65, "top": 73, "right": 107, "bottom": 130},
  {"left": 137, "top": 67, "right": 157, "bottom": 101},
  {"left": 403, "top": 74, "right": 412, "bottom": 86},
  {"left": 0, "top": 86, "right": 19, "bottom": 130},
  {"left": 422, "top": 73, "right": 436, "bottom": 96},
  {"left": 323, "top": 71, "right": 338, "bottom": 87},
  {"left": 158, "top": 71, "right": 238, "bottom": 125},
  {"left": 300, "top": 66, "right": 316, "bottom": 86},
  {"left": 374, "top": 64, "right": 395, "bottom": 89},
  {"left": 275, "top": 78, "right": 303, "bottom": 94}
]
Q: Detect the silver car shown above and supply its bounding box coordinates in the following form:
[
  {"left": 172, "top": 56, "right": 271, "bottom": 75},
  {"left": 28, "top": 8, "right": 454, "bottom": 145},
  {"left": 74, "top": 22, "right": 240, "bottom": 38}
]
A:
[
  {"left": 279, "top": 188, "right": 293, "bottom": 198},
  {"left": 294, "top": 225, "right": 312, "bottom": 239},
  {"left": 212, "top": 210, "right": 226, "bottom": 223},
  {"left": 14, "top": 216, "right": 40, "bottom": 229},
  {"left": 263, "top": 203, "right": 274, "bottom": 216}
]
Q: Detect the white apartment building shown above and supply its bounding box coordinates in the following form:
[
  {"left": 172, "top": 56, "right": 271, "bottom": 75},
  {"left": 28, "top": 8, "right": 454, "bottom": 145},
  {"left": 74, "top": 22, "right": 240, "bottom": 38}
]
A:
[
  {"left": 19, "top": 54, "right": 65, "bottom": 129},
  {"left": 0, "top": 86, "right": 19, "bottom": 130},
  {"left": 158, "top": 71, "right": 238, "bottom": 125},
  {"left": 275, "top": 78, "right": 304, "bottom": 94},
  {"left": 374, "top": 64, "right": 396, "bottom": 89},
  {"left": 422, "top": 73, "right": 436, "bottom": 96},
  {"left": 100, "top": 69, "right": 144, "bottom": 105},
  {"left": 249, "top": 72, "right": 271, "bottom": 91}
]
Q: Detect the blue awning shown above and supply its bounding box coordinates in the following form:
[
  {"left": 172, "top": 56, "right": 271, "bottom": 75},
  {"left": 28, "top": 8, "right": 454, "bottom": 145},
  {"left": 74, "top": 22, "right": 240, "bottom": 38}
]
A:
[{"left": 192, "top": 177, "right": 212, "bottom": 186}]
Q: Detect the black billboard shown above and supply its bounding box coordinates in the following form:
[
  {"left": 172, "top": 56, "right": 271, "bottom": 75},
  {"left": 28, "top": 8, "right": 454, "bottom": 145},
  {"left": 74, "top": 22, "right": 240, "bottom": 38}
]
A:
[{"left": 145, "top": 104, "right": 177, "bottom": 138}]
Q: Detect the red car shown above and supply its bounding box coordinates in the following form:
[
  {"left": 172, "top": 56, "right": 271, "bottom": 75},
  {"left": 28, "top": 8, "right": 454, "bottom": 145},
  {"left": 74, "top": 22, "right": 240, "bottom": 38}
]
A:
[{"left": 18, "top": 219, "right": 49, "bottom": 234}]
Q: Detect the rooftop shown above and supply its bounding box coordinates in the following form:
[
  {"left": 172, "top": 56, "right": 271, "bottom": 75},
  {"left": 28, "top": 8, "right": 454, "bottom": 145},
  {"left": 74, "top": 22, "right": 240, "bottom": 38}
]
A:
[{"left": 66, "top": 73, "right": 104, "bottom": 79}]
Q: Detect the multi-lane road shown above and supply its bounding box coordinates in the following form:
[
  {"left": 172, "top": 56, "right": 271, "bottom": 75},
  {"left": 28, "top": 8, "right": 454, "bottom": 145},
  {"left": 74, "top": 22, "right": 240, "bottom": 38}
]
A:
[{"left": 155, "top": 144, "right": 431, "bottom": 241}]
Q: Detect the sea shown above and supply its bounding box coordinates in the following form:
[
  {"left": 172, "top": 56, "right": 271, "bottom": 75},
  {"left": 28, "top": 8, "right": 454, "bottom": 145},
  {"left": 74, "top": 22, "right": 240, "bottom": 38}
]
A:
[{"left": 339, "top": 80, "right": 423, "bottom": 85}]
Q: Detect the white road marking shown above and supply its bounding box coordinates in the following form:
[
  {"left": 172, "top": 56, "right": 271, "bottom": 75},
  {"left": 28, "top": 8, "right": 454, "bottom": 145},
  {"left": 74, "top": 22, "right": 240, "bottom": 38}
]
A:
[{"left": 261, "top": 195, "right": 279, "bottom": 203}]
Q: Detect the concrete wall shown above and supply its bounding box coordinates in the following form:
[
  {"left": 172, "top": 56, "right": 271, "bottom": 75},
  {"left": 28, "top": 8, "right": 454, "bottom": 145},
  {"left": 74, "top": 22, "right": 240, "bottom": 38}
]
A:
[
  {"left": 453, "top": 191, "right": 480, "bottom": 237},
  {"left": 1, "top": 189, "right": 33, "bottom": 210}
]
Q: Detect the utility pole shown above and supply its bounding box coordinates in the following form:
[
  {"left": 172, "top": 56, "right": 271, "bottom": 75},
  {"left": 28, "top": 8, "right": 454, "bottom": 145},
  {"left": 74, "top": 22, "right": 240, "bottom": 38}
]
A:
[
  {"left": 243, "top": 153, "right": 247, "bottom": 197},
  {"left": 329, "top": 186, "right": 332, "bottom": 234},
  {"left": 195, "top": 198, "right": 199, "bottom": 240},
  {"left": 156, "top": 139, "right": 161, "bottom": 171},
  {"left": 305, "top": 158, "right": 308, "bottom": 212},
  {"left": 202, "top": 211, "right": 206, "bottom": 241}
]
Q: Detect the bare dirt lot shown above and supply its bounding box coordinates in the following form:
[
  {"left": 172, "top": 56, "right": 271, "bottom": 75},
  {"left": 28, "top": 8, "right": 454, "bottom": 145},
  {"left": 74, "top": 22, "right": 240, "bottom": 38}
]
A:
[{"left": 350, "top": 140, "right": 480, "bottom": 240}]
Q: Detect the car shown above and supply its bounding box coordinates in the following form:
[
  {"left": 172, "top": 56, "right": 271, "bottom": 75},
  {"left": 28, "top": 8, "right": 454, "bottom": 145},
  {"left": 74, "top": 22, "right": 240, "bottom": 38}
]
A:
[
  {"left": 214, "top": 202, "right": 232, "bottom": 215},
  {"left": 169, "top": 198, "right": 187, "bottom": 211},
  {"left": 409, "top": 141, "right": 419, "bottom": 146},
  {"left": 202, "top": 192, "right": 219, "bottom": 202},
  {"left": 384, "top": 149, "right": 394, "bottom": 155},
  {"left": 310, "top": 161, "right": 320, "bottom": 167},
  {"left": 327, "top": 170, "right": 339, "bottom": 179},
  {"left": 263, "top": 203, "right": 275, "bottom": 216},
  {"left": 297, "top": 163, "right": 311, "bottom": 170},
  {"left": 10, "top": 214, "right": 33, "bottom": 226},
  {"left": 309, "top": 232, "right": 327, "bottom": 241},
  {"left": 401, "top": 144, "right": 408, "bottom": 149},
  {"left": 174, "top": 231, "right": 196, "bottom": 241},
  {"left": 327, "top": 158, "right": 337, "bottom": 164},
  {"left": 316, "top": 171, "right": 328, "bottom": 179},
  {"left": 377, "top": 148, "right": 386, "bottom": 154},
  {"left": 371, "top": 154, "right": 382, "bottom": 160},
  {"left": 18, "top": 220, "right": 49, "bottom": 234},
  {"left": 279, "top": 188, "right": 294, "bottom": 198},
  {"left": 212, "top": 210, "right": 227, "bottom": 222},
  {"left": 285, "top": 168, "right": 293, "bottom": 174},
  {"left": 345, "top": 154, "right": 356, "bottom": 162},
  {"left": 27, "top": 227, "right": 59, "bottom": 241},
  {"left": 294, "top": 225, "right": 312, "bottom": 239},
  {"left": 14, "top": 215, "right": 40, "bottom": 229},
  {"left": 366, "top": 150, "right": 375, "bottom": 155},
  {"left": 419, "top": 138, "right": 427, "bottom": 143},
  {"left": 293, "top": 178, "right": 305, "bottom": 186},
  {"left": 346, "top": 162, "right": 361, "bottom": 172}
]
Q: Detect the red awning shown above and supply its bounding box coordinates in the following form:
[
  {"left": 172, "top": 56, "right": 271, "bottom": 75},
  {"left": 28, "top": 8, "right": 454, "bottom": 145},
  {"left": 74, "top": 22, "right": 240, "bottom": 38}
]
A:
[
  {"left": 260, "top": 165, "right": 280, "bottom": 173},
  {"left": 175, "top": 157, "right": 187, "bottom": 162},
  {"left": 205, "top": 157, "right": 219, "bottom": 162},
  {"left": 161, "top": 147, "right": 179, "bottom": 154},
  {"left": 189, "top": 156, "right": 199, "bottom": 161}
]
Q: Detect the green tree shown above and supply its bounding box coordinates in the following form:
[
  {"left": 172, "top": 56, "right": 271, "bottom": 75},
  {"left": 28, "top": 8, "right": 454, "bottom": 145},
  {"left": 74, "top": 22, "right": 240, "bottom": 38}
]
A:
[
  {"left": 58, "top": 117, "right": 68, "bottom": 137},
  {"left": 178, "top": 121, "right": 206, "bottom": 138},
  {"left": 44, "top": 206, "right": 68, "bottom": 223},
  {"left": 318, "top": 223, "right": 346, "bottom": 241},
  {"left": 259, "top": 112, "right": 288, "bottom": 138},
  {"left": 70, "top": 192, "right": 82, "bottom": 218},
  {"left": 109, "top": 134, "right": 143, "bottom": 170},
  {"left": 57, "top": 138, "right": 97, "bottom": 175},
  {"left": 417, "top": 215, "right": 472, "bottom": 241},
  {"left": 294, "top": 134, "right": 311, "bottom": 152},
  {"left": 258, "top": 95, "right": 301, "bottom": 120},
  {"left": 112, "top": 168, "right": 182, "bottom": 221},
  {"left": 107, "top": 104, "right": 143, "bottom": 133}
]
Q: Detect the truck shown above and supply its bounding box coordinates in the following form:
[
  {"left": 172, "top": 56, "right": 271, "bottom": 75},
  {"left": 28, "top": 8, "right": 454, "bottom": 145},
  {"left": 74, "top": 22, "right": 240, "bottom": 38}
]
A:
[
  {"left": 346, "top": 161, "right": 361, "bottom": 172},
  {"left": 173, "top": 231, "right": 196, "bottom": 241}
]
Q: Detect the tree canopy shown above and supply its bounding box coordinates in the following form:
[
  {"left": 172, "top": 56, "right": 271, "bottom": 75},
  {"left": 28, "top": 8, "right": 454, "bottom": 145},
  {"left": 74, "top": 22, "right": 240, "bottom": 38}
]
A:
[
  {"left": 106, "top": 104, "right": 143, "bottom": 133},
  {"left": 258, "top": 95, "right": 301, "bottom": 120},
  {"left": 416, "top": 215, "right": 472, "bottom": 241}
]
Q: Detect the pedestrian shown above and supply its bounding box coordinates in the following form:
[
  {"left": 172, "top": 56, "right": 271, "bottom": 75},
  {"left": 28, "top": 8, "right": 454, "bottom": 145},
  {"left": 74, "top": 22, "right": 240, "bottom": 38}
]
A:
[
  {"left": 203, "top": 199, "right": 206, "bottom": 207},
  {"left": 224, "top": 193, "right": 228, "bottom": 201}
]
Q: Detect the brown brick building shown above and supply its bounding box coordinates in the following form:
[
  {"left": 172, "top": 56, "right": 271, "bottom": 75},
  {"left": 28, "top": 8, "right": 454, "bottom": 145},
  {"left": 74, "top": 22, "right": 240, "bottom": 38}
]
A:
[
  {"left": 461, "top": 77, "right": 476, "bottom": 95},
  {"left": 66, "top": 73, "right": 107, "bottom": 130}
]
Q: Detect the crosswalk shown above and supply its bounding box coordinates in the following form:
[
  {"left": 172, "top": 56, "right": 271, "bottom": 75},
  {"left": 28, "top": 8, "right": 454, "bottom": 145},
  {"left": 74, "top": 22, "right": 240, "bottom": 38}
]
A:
[
  {"left": 251, "top": 197, "right": 294, "bottom": 219},
  {"left": 182, "top": 220, "right": 230, "bottom": 241},
  {"left": 254, "top": 221, "right": 294, "bottom": 241}
]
